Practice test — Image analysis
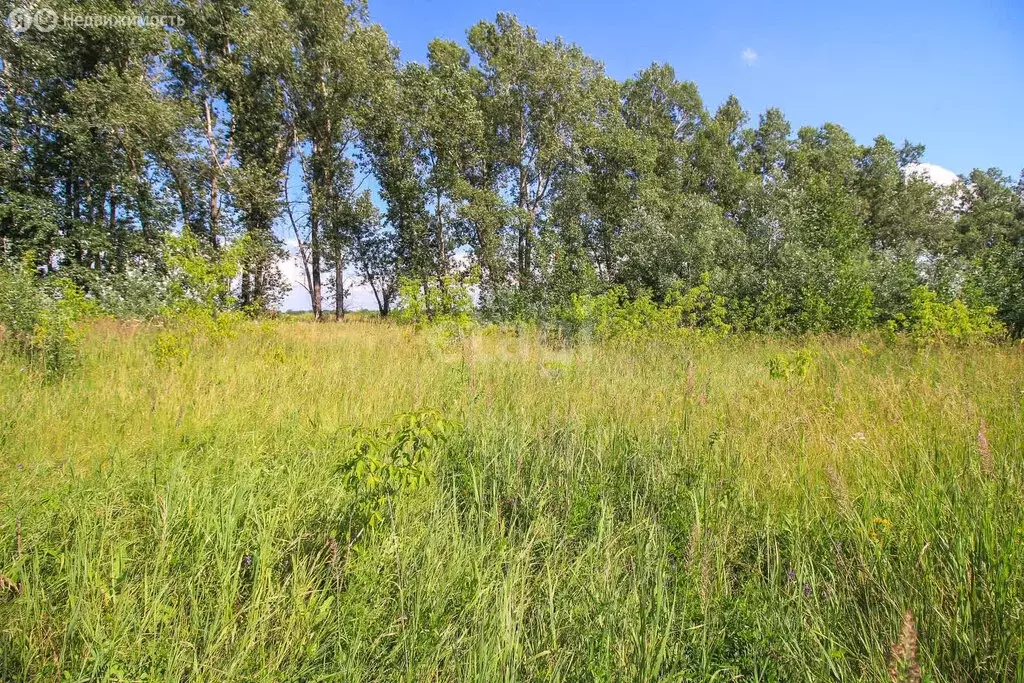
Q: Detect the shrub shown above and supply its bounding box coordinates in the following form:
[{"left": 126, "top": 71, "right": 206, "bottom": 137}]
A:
[
  {"left": 664, "top": 275, "right": 731, "bottom": 336},
  {"left": 162, "top": 229, "right": 247, "bottom": 318},
  {"left": 888, "top": 286, "right": 1005, "bottom": 344},
  {"left": 152, "top": 331, "right": 192, "bottom": 367},
  {"left": 767, "top": 349, "right": 817, "bottom": 379},
  {"left": 94, "top": 267, "right": 170, "bottom": 319},
  {"left": 553, "top": 274, "right": 731, "bottom": 344},
  {"left": 0, "top": 258, "right": 97, "bottom": 377},
  {"left": 156, "top": 230, "right": 249, "bottom": 342},
  {"left": 394, "top": 271, "right": 477, "bottom": 329},
  {"left": 338, "top": 412, "right": 455, "bottom": 554}
]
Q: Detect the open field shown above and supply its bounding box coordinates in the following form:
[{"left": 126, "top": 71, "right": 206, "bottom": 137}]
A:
[{"left": 2, "top": 321, "right": 1024, "bottom": 680}]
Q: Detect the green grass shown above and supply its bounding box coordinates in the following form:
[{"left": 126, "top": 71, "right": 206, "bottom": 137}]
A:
[{"left": 2, "top": 320, "right": 1023, "bottom": 680}]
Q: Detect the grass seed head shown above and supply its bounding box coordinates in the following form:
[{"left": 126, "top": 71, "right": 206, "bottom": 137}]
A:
[
  {"left": 978, "top": 419, "right": 994, "bottom": 479},
  {"left": 0, "top": 574, "right": 19, "bottom": 595},
  {"left": 888, "top": 609, "right": 921, "bottom": 683},
  {"left": 824, "top": 463, "right": 853, "bottom": 517}
]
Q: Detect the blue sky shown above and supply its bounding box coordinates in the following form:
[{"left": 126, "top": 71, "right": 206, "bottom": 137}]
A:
[
  {"left": 372, "top": 0, "right": 1022, "bottom": 176},
  {"left": 279, "top": 0, "right": 1023, "bottom": 311}
]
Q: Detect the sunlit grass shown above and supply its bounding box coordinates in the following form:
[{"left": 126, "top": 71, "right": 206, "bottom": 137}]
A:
[{"left": 1, "top": 320, "right": 1023, "bottom": 679}]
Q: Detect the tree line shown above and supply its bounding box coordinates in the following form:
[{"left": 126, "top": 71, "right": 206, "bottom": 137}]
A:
[{"left": 2, "top": 1, "right": 1022, "bottom": 334}]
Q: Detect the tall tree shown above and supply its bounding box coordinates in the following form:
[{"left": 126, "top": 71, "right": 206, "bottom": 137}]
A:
[
  {"left": 467, "top": 14, "right": 605, "bottom": 304},
  {"left": 221, "top": 0, "right": 293, "bottom": 310},
  {"left": 1, "top": 0, "right": 180, "bottom": 287},
  {"left": 283, "top": 0, "right": 390, "bottom": 319},
  {"left": 956, "top": 169, "right": 1024, "bottom": 333}
]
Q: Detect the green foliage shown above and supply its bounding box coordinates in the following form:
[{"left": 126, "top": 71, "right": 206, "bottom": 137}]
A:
[
  {"left": 888, "top": 286, "right": 1006, "bottom": 344},
  {"left": 163, "top": 230, "right": 246, "bottom": 318},
  {"left": 394, "top": 271, "right": 477, "bottom": 329},
  {"left": 664, "top": 275, "right": 732, "bottom": 334},
  {"left": 94, "top": 269, "right": 171, "bottom": 320},
  {"left": 767, "top": 348, "right": 817, "bottom": 379},
  {"left": 4, "top": 0, "right": 1023, "bottom": 336},
  {"left": 554, "top": 275, "right": 730, "bottom": 343},
  {"left": 152, "top": 331, "right": 192, "bottom": 368},
  {"left": 0, "top": 258, "right": 97, "bottom": 377},
  {"left": 154, "top": 230, "right": 248, "bottom": 342},
  {"left": 339, "top": 412, "right": 455, "bottom": 552}
]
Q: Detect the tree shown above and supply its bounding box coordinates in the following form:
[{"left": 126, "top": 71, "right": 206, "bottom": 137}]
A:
[
  {"left": 1, "top": 0, "right": 180, "bottom": 288},
  {"left": 283, "top": 0, "right": 391, "bottom": 320},
  {"left": 956, "top": 169, "right": 1024, "bottom": 334},
  {"left": 221, "top": 0, "right": 293, "bottom": 310},
  {"left": 467, "top": 14, "right": 605, "bottom": 304},
  {"left": 2, "top": 6, "right": 1021, "bottom": 336},
  {"left": 347, "top": 192, "right": 399, "bottom": 316}
]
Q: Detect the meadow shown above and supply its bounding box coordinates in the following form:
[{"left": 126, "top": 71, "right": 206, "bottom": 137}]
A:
[{"left": 1, "top": 319, "right": 1023, "bottom": 680}]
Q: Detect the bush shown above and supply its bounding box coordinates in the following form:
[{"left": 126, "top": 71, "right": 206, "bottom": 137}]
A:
[
  {"left": 767, "top": 349, "right": 817, "bottom": 379},
  {"left": 152, "top": 330, "right": 192, "bottom": 367},
  {"left": 339, "top": 412, "right": 455, "bottom": 553},
  {"left": 394, "top": 272, "right": 477, "bottom": 329},
  {"left": 154, "top": 230, "right": 248, "bottom": 343},
  {"left": 553, "top": 274, "right": 731, "bottom": 344},
  {"left": 94, "top": 267, "right": 170, "bottom": 319},
  {"left": 0, "top": 258, "right": 97, "bottom": 377},
  {"left": 888, "top": 286, "right": 1005, "bottom": 344},
  {"left": 162, "top": 229, "right": 245, "bottom": 319}
]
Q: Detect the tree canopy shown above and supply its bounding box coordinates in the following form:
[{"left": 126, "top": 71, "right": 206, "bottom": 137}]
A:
[{"left": 2, "top": 2, "right": 1022, "bottom": 334}]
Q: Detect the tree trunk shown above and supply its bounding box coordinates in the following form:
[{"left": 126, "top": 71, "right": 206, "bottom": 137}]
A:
[
  {"left": 310, "top": 214, "right": 322, "bottom": 320},
  {"left": 516, "top": 163, "right": 537, "bottom": 290},
  {"left": 342, "top": 254, "right": 350, "bottom": 321},
  {"left": 203, "top": 98, "right": 225, "bottom": 249},
  {"left": 436, "top": 189, "right": 447, "bottom": 277},
  {"left": 241, "top": 272, "right": 252, "bottom": 308}
]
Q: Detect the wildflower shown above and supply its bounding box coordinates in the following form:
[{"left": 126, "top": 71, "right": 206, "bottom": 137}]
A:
[
  {"left": 803, "top": 583, "right": 812, "bottom": 598},
  {"left": 242, "top": 554, "right": 253, "bottom": 568},
  {"left": 786, "top": 567, "right": 796, "bottom": 583},
  {"left": 870, "top": 517, "right": 892, "bottom": 545}
]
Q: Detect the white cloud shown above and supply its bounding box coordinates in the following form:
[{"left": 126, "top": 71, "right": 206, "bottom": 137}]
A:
[
  {"left": 275, "top": 247, "right": 380, "bottom": 313},
  {"left": 904, "top": 162, "right": 959, "bottom": 187},
  {"left": 741, "top": 48, "right": 758, "bottom": 66}
]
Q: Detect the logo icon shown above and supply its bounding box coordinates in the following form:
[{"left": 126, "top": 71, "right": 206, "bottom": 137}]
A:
[
  {"left": 33, "top": 7, "right": 57, "bottom": 32},
  {"left": 8, "top": 7, "right": 32, "bottom": 33}
]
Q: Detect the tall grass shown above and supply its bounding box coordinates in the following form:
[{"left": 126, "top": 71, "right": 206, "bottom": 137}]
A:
[{"left": 1, "top": 320, "right": 1023, "bottom": 680}]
